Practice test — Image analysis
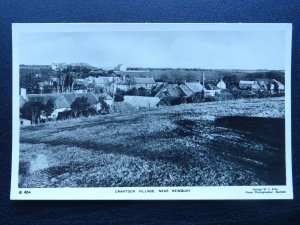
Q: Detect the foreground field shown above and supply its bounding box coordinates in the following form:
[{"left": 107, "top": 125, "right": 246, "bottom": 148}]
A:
[{"left": 19, "top": 97, "right": 286, "bottom": 187}]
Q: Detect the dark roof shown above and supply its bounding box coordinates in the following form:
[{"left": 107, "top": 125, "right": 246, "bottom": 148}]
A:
[
  {"left": 153, "top": 84, "right": 164, "bottom": 92},
  {"left": 62, "top": 93, "right": 80, "bottom": 105},
  {"left": 62, "top": 93, "right": 99, "bottom": 105},
  {"left": 27, "top": 92, "right": 100, "bottom": 109},
  {"left": 204, "top": 84, "right": 219, "bottom": 90},
  {"left": 27, "top": 94, "right": 70, "bottom": 109},
  {"left": 155, "top": 84, "right": 186, "bottom": 98}
]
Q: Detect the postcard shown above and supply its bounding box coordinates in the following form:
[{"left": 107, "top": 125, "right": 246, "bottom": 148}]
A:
[{"left": 11, "top": 23, "right": 293, "bottom": 200}]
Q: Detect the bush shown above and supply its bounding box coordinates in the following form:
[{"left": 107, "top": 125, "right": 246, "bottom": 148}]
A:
[
  {"left": 71, "top": 97, "right": 90, "bottom": 117},
  {"left": 57, "top": 110, "right": 74, "bottom": 120}
]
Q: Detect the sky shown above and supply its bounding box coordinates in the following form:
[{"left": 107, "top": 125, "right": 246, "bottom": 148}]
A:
[{"left": 18, "top": 30, "right": 286, "bottom": 70}]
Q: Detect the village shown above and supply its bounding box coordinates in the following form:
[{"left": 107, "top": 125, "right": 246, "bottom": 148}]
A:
[{"left": 19, "top": 63, "right": 285, "bottom": 126}]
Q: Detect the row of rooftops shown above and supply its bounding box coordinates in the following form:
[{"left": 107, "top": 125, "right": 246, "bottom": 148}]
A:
[{"left": 20, "top": 92, "right": 112, "bottom": 109}]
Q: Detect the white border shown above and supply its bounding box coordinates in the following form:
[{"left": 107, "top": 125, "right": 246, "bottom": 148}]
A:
[{"left": 11, "top": 23, "right": 293, "bottom": 200}]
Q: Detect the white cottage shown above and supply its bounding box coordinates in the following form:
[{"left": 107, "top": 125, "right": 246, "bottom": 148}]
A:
[{"left": 217, "top": 79, "right": 226, "bottom": 89}]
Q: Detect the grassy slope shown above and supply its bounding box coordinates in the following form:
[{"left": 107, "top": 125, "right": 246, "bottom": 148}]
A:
[{"left": 19, "top": 97, "right": 285, "bottom": 188}]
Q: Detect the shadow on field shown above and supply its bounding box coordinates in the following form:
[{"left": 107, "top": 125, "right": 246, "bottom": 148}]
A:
[
  {"left": 214, "top": 116, "right": 286, "bottom": 185},
  {"left": 215, "top": 116, "right": 285, "bottom": 149}
]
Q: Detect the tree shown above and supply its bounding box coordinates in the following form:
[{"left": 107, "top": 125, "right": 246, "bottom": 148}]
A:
[
  {"left": 44, "top": 100, "right": 54, "bottom": 117},
  {"left": 126, "top": 87, "right": 138, "bottom": 96},
  {"left": 20, "top": 101, "right": 45, "bottom": 124},
  {"left": 115, "top": 88, "right": 125, "bottom": 102},
  {"left": 137, "top": 87, "right": 147, "bottom": 96},
  {"left": 70, "top": 97, "right": 90, "bottom": 117}
]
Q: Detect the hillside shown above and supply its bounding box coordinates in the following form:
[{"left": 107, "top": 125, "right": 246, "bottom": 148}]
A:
[{"left": 19, "top": 97, "right": 285, "bottom": 188}]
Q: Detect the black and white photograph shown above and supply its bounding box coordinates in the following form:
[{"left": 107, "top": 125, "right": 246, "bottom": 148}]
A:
[{"left": 11, "top": 23, "right": 293, "bottom": 200}]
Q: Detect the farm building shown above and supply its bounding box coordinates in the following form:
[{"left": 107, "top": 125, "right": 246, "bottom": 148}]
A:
[
  {"left": 123, "top": 96, "right": 168, "bottom": 108},
  {"left": 132, "top": 77, "right": 156, "bottom": 89}
]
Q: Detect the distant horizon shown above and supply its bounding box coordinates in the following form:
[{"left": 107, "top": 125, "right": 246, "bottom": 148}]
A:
[
  {"left": 19, "top": 63, "right": 285, "bottom": 72},
  {"left": 19, "top": 30, "right": 286, "bottom": 70}
]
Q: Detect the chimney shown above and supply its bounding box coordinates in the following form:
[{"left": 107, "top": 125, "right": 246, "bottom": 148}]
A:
[
  {"left": 202, "top": 71, "right": 205, "bottom": 87},
  {"left": 123, "top": 75, "right": 126, "bottom": 81}
]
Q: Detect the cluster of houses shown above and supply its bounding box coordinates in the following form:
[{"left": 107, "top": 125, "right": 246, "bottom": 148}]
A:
[{"left": 20, "top": 65, "right": 285, "bottom": 126}]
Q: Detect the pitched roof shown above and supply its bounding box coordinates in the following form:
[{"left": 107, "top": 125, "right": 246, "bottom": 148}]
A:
[
  {"left": 272, "top": 79, "right": 284, "bottom": 87},
  {"left": 155, "top": 84, "right": 186, "bottom": 98},
  {"left": 153, "top": 84, "right": 164, "bottom": 92},
  {"left": 204, "top": 84, "right": 219, "bottom": 90},
  {"left": 180, "top": 83, "right": 203, "bottom": 96},
  {"left": 123, "top": 96, "right": 161, "bottom": 108},
  {"left": 85, "top": 92, "right": 99, "bottom": 105},
  {"left": 62, "top": 93, "right": 80, "bottom": 105},
  {"left": 62, "top": 93, "right": 99, "bottom": 105},
  {"left": 27, "top": 92, "right": 100, "bottom": 109},
  {"left": 27, "top": 94, "right": 70, "bottom": 109},
  {"left": 133, "top": 77, "right": 156, "bottom": 84}
]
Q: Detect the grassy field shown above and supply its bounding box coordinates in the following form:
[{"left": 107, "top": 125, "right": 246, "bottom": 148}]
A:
[{"left": 19, "top": 97, "right": 286, "bottom": 188}]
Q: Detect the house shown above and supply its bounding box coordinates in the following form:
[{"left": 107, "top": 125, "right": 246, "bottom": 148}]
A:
[
  {"left": 123, "top": 96, "right": 167, "bottom": 108},
  {"left": 217, "top": 79, "right": 226, "bottom": 89},
  {"left": 93, "top": 76, "right": 119, "bottom": 94},
  {"left": 26, "top": 92, "right": 101, "bottom": 119},
  {"left": 179, "top": 82, "right": 204, "bottom": 97},
  {"left": 239, "top": 80, "right": 258, "bottom": 90},
  {"left": 204, "top": 84, "right": 221, "bottom": 97},
  {"left": 117, "top": 80, "right": 131, "bottom": 91},
  {"left": 272, "top": 79, "right": 285, "bottom": 93},
  {"left": 155, "top": 84, "right": 187, "bottom": 105},
  {"left": 26, "top": 94, "right": 70, "bottom": 119},
  {"left": 62, "top": 93, "right": 101, "bottom": 111},
  {"left": 132, "top": 77, "right": 156, "bottom": 89}
]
